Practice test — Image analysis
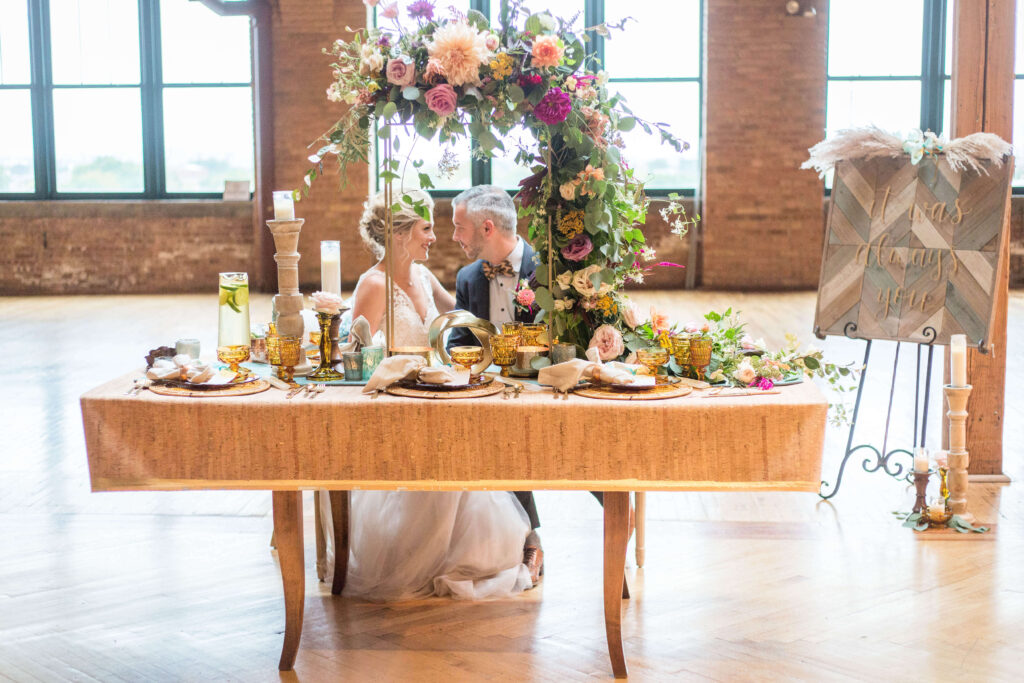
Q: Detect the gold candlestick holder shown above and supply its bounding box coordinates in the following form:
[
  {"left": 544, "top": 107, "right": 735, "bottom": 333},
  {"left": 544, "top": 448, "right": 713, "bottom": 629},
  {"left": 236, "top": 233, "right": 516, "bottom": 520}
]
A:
[{"left": 944, "top": 384, "right": 973, "bottom": 523}]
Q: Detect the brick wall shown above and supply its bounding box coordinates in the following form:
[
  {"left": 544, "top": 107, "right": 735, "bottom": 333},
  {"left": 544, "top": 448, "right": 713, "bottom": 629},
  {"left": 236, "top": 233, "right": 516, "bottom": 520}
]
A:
[
  {"left": 701, "top": 0, "right": 828, "bottom": 290},
  {"left": 0, "top": 201, "right": 252, "bottom": 294}
]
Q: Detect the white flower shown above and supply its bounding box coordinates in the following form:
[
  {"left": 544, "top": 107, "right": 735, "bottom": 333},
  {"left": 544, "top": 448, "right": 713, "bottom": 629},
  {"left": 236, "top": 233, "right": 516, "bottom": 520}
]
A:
[
  {"left": 733, "top": 358, "right": 757, "bottom": 385},
  {"left": 359, "top": 44, "right": 384, "bottom": 75},
  {"left": 310, "top": 290, "right": 345, "bottom": 314},
  {"left": 326, "top": 82, "right": 344, "bottom": 103},
  {"left": 554, "top": 298, "right": 575, "bottom": 311},
  {"left": 559, "top": 180, "right": 579, "bottom": 201},
  {"left": 572, "top": 264, "right": 604, "bottom": 297},
  {"left": 708, "top": 369, "right": 725, "bottom": 382},
  {"left": 555, "top": 270, "right": 573, "bottom": 292}
]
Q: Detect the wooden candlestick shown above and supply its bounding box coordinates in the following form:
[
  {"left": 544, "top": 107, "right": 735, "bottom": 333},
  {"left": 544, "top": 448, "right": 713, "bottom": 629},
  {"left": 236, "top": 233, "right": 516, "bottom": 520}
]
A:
[
  {"left": 267, "top": 218, "right": 311, "bottom": 375},
  {"left": 944, "top": 384, "right": 973, "bottom": 522},
  {"left": 912, "top": 471, "right": 929, "bottom": 514}
]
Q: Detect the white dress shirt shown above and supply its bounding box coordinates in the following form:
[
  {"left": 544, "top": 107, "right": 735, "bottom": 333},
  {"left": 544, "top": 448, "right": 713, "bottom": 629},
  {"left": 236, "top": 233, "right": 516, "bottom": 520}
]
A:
[{"left": 488, "top": 237, "right": 524, "bottom": 327}]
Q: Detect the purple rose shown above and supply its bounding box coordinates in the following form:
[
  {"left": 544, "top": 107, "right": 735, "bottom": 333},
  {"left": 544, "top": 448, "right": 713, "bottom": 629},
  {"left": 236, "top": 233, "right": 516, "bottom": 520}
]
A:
[
  {"left": 560, "top": 234, "right": 593, "bottom": 261},
  {"left": 533, "top": 87, "right": 572, "bottom": 125},
  {"left": 425, "top": 84, "right": 458, "bottom": 117},
  {"left": 386, "top": 58, "right": 416, "bottom": 87}
]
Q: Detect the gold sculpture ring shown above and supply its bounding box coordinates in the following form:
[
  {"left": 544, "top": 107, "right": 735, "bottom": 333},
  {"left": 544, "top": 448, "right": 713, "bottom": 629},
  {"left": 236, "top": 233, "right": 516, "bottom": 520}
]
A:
[{"left": 427, "top": 310, "right": 499, "bottom": 375}]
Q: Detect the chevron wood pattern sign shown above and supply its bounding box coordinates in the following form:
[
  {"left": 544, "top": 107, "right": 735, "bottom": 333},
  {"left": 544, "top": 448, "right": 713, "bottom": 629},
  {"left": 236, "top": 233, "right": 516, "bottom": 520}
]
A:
[{"left": 814, "top": 155, "right": 1012, "bottom": 347}]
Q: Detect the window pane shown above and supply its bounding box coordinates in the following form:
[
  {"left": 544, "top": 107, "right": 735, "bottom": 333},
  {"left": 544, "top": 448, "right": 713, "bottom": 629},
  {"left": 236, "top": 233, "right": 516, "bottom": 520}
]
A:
[
  {"left": 828, "top": 0, "right": 923, "bottom": 77},
  {"left": 161, "top": 1, "right": 252, "bottom": 84},
  {"left": 826, "top": 80, "right": 922, "bottom": 138},
  {"left": 0, "top": 89, "right": 34, "bottom": 192},
  {"left": 945, "top": 2, "right": 953, "bottom": 77},
  {"left": 491, "top": 125, "right": 539, "bottom": 190},
  {"left": 164, "top": 87, "right": 255, "bottom": 193},
  {"left": 53, "top": 88, "right": 143, "bottom": 192},
  {"left": 604, "top": 0, "right": 699, "bottom": 79},
  {"left": 942, "top": 78, "right": 951, "bottom": 138},
  {"left": 612, "top": 81, "right": 700, "bottom": 190},
  {"left": 50, "top": 0, "right": 139, "bottom": 84},
  {"left": 488, "top": 0, "right": 584, "bottom": 31},
  {"left": 0, "top": 0, "right": 31, "bottom": 84},
  {"left": 378, "top": 125, "right": 472, "bottom": 192},
  {"left": 1015, "top": 80, "right": 1024, "bottom": 186}
]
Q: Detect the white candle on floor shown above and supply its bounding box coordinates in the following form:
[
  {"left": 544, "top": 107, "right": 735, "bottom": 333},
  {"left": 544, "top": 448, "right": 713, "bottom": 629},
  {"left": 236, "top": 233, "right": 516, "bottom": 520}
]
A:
[
  {"left": 272, "top": 191, "right": 295, "bottom": 221},
  {"left": 913, "top": 447, "right": 929, "bottom": 474},
  {"left": 321, "top": 241, "right": 341, "bottom": 296},
  {"left": 950, "top": 334, "right": 967, "bottom": 387}
]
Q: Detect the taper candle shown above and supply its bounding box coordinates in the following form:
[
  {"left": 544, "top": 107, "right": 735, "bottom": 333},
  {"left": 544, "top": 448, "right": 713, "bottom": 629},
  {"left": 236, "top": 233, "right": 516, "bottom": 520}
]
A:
[
  {"left": 950, "top": 334, "right": 967, "bottom": 387},
  {"left": 320, "top": 241, "right": 341, "bottom": 295}
]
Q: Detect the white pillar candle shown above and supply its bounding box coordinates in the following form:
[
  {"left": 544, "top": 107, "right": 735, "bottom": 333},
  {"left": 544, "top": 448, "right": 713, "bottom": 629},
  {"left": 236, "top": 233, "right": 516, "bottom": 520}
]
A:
[
  {"left": 950, "top": 334, "right": 967, "bottom": 387},
  {"left": 272, "top": 191, "right": 295, "bottom": 221},
  {"left": 320, "top": 241, "right": 342, "bottom": 296},
  {"left": 913, "top": 447, "right": 929, "bottom": 474}
]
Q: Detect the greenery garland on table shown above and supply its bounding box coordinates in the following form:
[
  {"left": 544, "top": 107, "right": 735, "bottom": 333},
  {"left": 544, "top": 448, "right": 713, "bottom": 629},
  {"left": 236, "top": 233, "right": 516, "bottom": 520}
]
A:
[{"left": 299, "top": 0, "right": 697, "bottom": 352}]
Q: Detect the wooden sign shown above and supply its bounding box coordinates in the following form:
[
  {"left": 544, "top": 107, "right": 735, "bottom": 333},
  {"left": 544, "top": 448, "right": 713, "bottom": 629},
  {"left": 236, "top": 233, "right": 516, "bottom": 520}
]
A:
[{"left": 814, "top": 155, "right": 1013, "bottom": 347}]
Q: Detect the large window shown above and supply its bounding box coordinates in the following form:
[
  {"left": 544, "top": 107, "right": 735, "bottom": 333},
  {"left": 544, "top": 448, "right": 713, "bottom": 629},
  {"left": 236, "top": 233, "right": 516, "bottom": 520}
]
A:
[
  {"left": 0, "top": 0, "right": 255, "bottom": 199},
  {"left": 374, "top": 0, "right": 702, "bottom": 195}
]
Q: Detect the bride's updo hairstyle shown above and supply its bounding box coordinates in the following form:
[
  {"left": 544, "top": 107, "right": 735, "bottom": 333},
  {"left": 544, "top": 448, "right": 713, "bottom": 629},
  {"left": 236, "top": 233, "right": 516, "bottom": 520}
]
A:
[{"left": 358, "top": 189, "right": 434, "bottom": 259}]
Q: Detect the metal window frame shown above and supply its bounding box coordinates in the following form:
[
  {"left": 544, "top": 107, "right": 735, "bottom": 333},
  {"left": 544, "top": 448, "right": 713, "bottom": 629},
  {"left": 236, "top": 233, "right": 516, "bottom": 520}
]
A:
[
  {"left": 373, "top": 0, "right": 702, "bottom": 198},
  {"left": 1, "top": 0, "right": 255, "bottom": 200},
  {"left": 824, "top": 0, "right": 949, "bottom": 193}
]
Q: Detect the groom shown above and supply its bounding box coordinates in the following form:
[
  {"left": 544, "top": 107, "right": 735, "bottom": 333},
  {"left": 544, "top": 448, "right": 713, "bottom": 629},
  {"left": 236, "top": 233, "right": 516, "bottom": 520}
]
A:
[{"left": 449, "top": 185, "right": 545, "bottom": 581}]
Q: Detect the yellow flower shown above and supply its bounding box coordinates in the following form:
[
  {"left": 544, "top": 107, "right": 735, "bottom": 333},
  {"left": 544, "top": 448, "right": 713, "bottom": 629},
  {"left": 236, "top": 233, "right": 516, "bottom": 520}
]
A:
[
  {"left": 367, "top": 82, "right": 381, "bottom": 92},
  {"left": 488, "top": 52, "right": 514, "bottom": 80},
  {"left": 595, "top": 294, "right": 618, "bottom": 317},
  {"left": 557, "top": 210, "right": 585, "bottom": 239}
]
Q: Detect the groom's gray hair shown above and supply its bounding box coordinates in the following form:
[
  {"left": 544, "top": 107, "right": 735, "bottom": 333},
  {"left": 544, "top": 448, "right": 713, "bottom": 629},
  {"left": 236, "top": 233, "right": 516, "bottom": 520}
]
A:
[{"left": 452, "top": 185, "right": 517, "bottom": 235}]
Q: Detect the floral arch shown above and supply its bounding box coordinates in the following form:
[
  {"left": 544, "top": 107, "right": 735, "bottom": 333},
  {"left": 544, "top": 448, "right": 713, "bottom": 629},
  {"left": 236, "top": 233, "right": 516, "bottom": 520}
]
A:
[{"left": 301, "top": 0, "right": 695, "bottom": 354}]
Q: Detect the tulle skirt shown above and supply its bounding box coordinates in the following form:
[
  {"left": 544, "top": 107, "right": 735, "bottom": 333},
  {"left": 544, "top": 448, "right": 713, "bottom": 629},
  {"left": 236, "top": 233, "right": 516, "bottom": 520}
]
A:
[{"left": 321, "top": 490, "right": 533, "bottom": 602}]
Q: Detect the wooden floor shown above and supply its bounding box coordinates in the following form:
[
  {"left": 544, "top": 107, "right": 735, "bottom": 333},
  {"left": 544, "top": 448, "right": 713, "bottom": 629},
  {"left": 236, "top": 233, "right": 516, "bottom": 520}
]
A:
[{"left": 3, "top": 291, "right": 1024, "bottom": 682}]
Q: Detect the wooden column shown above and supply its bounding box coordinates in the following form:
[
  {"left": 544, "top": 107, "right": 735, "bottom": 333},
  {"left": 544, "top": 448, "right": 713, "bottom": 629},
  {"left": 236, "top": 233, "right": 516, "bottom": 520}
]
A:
[{"left": 948, "top": 0, "right": 1015, "bottom": 476}]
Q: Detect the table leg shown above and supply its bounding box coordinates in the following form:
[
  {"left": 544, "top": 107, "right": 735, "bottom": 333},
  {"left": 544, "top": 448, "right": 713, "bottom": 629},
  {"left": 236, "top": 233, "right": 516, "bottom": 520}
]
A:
[
  {"left": 314, "top": 490, "right": 326, "bottom": 582},
  {"left": 272, "top": 490, "right": 304, "bottom": 671},
  {"left": 635, "top": 491, "right": 646, "bottom": 568},
  {"left": 603, "top": 491, "right": 629, "bottom": 679},
  {"left": 329, "top": 490, "right": 349, "bottom": 595}
]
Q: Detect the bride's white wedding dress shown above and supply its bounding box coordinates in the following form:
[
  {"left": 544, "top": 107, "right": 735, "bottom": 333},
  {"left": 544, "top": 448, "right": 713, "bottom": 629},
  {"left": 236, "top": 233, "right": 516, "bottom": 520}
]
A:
[{"left": 324, "top": 263, "right": 533, "bottom": 601}]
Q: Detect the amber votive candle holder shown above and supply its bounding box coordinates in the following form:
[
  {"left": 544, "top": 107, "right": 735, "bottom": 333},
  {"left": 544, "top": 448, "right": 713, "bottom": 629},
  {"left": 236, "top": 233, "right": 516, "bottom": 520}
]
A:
[
  {"left": 522, "top": 323, "right": 548, "bottom": 347},
  {"left": 502, "top": 321, "right": 524, "bottom": 346}
]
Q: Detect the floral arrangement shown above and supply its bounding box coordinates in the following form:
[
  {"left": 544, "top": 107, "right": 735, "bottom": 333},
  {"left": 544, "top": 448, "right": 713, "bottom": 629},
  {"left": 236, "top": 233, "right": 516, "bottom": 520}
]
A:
[
  {"left": 310, "top": 290, "right": 346, "bottom": 314},
  {"left": 302, "top": 0, "right": 697, "bottom": 351},
  {"left": 513, "top": 278, "right": 536, "bottom": 315}
]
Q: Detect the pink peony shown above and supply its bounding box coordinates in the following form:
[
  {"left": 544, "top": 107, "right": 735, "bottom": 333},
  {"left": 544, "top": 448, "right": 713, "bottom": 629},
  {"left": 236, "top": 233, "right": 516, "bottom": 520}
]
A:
[
  {"left": 380, "top": 2, "right": 399, "bottom": 19},
  {"left": 531, "top": 34, "right": 564, "bottom": 68},
  {"left": 621, "top": 299, "right": 642, "bottom": 329},
  {"left": 516, "top": 288, "right": 536, "bottom": 309},
  {"left": 310, "top": 290, "right": 345, "bottom": 314},
  {"left": 386, "top": 58, "right": 416, "bottom": 87},
  {"left": 533, "top": 87, "right": 572, "bottom": 125},
  {"left": 560, "top": 234, "right": 593, "bottom": 261},
  {"left": 425, "top": 84, "right": 458, "bottom": 117},
  {"left": 588, "top": 324, "right": 625, "bottom": 361}
]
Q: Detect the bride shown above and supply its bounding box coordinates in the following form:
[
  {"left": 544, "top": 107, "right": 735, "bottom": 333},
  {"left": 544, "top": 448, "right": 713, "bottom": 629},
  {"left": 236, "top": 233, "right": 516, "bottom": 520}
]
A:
[{"left": 328, "top": 189, "right": 534, "bottom": 601}]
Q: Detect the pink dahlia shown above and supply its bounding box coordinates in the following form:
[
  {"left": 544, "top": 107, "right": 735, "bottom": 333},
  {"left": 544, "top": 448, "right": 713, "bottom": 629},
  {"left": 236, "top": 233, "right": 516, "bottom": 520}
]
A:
[{"left": 533, "top": 87, "right": 572, "bottom": 125}]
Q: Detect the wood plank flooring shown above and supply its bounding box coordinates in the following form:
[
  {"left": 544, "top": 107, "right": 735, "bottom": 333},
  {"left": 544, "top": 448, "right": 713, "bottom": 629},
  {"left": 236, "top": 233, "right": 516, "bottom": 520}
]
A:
[{"left": 2, "top": 292, "right": 1023, "bottom": 681}]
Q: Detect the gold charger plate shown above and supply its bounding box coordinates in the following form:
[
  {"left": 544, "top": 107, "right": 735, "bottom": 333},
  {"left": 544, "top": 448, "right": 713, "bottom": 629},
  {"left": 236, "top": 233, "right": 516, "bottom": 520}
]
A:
[
  {"left": 574, "top": 382, "right": 693, "bottom": 401},
  {"left": 147, "top": 379, "right": 271, "bottom": 398},
  {"left": 385, "top": 378, "right": 504, "bottom": 400}
]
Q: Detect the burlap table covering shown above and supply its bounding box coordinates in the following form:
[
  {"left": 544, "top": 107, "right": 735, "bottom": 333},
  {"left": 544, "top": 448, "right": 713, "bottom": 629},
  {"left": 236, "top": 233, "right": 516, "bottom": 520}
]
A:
[{"left": 82, "top": 373, "right": 827, "bottom": 493}]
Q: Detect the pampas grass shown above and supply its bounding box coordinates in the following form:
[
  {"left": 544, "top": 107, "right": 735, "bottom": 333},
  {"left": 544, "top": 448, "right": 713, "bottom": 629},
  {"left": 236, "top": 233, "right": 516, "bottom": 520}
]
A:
[{"left": 801, "top": 126, "right": 1012, "bottom": 176}]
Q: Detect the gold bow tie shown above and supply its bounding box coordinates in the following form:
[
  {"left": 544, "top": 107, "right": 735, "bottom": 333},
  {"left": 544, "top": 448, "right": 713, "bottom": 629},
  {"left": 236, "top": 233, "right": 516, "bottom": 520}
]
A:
[{"left": 482, "top": 259, "right": 515, "bottom": 280}]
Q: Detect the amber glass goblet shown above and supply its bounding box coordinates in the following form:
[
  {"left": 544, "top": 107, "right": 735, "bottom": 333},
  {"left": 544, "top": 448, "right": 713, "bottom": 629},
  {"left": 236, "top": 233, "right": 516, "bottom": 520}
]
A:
[
  {"left": 637, "top": 346, "right": 670, "bottom": 380},
  {"left": 502, "top": 321, "right": 524, "bottom": 346},
  {"left": 521, "top": 323, "right": 548, "bottom": 347},
  {"left": 670, "top": 335, "right": 691, "bottom": 367},
  {"left": 278, "top": 336, "right": 303, "bottom": 383},
  {"left": 688, "top": 337, "right": 714, "bottom": 381},
  {"left": 489, "top": 334, "right": 519, "bottom": 377},
  {"left": 450, "top": 345, "right": 484, "bottom": 380},
  {"left": 217, "top": 344, "right": 251, "bottom": 377}
]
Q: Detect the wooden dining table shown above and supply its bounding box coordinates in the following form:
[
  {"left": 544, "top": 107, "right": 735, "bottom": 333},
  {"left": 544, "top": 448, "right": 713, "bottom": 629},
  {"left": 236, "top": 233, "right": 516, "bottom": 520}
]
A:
[{"left": 81, "top": 374, "right": 827, "bottom": 678}]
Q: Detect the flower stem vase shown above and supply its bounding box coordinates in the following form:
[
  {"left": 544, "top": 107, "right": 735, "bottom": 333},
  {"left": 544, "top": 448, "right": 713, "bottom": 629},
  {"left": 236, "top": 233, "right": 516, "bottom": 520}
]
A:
[{"left": 309, "top": 312, "right": 344, "bottom": 381}]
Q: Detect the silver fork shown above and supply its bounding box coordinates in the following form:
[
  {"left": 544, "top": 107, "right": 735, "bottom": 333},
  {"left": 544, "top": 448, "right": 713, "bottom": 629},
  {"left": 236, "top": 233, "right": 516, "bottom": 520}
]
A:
[{"left": 308, "top": 383, "right": 326, "bottom": 399}]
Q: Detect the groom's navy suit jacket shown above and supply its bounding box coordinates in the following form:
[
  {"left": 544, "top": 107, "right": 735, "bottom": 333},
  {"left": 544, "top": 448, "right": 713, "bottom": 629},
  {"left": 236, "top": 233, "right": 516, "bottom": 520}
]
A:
[{"left": 447, "top": 240, "right": 539, "bottom": 349}]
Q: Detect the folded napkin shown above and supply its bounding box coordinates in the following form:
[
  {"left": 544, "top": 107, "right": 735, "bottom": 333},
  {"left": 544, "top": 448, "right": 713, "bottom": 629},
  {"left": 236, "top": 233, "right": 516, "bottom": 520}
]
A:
[
  {"left": 537, "top": 358, "right": 642, "bottom": 392},
  {"left": 417, "top": 366, "right": 471, "bottom": 386},
  {"left": 362, "top": 355, "right": 427, "bottom": 393},
  {"left": 339, "top": 315, "right": 374, "bottom": 353},
  {"left": 145, "top": 355, "right": 215, "bottom": 384}
]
